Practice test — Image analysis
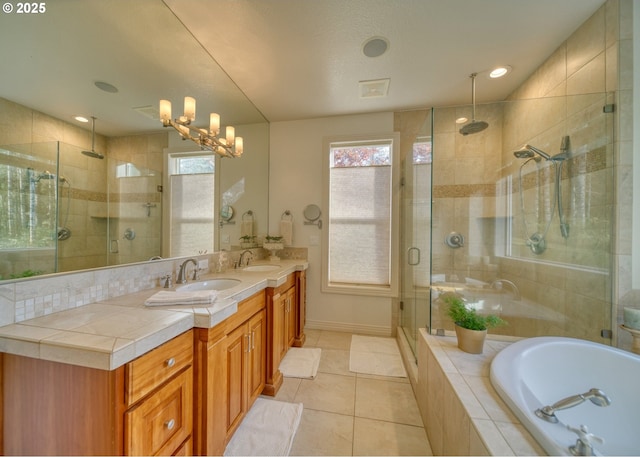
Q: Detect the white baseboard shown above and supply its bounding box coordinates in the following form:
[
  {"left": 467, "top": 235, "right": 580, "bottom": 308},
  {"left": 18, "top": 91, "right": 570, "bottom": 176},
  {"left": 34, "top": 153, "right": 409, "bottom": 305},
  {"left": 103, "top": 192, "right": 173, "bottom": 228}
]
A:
[{"left": 305, "top": 319, "right": 391, "bottom": 337}]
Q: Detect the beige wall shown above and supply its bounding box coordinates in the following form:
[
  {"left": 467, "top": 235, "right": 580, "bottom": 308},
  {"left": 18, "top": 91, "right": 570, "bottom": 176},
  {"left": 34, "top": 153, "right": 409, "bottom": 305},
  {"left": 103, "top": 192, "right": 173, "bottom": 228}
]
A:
[{"left": 269, "top": 112, "right": 396, "bottom": 335}]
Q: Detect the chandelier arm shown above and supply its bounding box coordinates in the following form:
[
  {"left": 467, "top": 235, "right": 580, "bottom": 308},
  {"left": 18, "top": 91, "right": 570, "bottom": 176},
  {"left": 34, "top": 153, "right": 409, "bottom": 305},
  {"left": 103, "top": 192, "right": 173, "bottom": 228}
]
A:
[{"left": 163, "top": 119, "right": 234, "bottom": 158}]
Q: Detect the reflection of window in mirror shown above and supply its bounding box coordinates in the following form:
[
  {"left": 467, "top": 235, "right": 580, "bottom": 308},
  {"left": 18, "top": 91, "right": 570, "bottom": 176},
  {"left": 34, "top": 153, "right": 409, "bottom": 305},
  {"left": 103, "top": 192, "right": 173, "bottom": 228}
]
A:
[{"left": 167, "top": 152, "right": 216, "bottom": 257}]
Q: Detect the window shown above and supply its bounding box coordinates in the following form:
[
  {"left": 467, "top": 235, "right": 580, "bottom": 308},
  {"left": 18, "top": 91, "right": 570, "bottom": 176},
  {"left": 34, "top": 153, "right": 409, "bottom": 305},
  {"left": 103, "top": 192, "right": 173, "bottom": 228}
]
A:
[
  {"left": 323, "top": 136, "right": 399, "bottom": 297},
  {"left": 168, "top": 152, "right": 216, "bottom": 256}
]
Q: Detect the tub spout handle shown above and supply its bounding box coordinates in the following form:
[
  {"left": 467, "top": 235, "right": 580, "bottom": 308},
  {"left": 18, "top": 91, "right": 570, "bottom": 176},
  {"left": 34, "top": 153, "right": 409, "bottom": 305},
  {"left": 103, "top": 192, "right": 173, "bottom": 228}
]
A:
[{"left": 567, "top": 424, "right": 604, "bottom": 456}]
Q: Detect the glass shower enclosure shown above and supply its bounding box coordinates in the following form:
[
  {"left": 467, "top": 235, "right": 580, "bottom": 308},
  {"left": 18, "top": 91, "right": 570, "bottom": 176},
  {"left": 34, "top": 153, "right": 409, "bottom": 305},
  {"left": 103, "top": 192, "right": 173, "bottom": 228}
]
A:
[{"left": 401, "top": 91, "right": 615, "bottom": 353}]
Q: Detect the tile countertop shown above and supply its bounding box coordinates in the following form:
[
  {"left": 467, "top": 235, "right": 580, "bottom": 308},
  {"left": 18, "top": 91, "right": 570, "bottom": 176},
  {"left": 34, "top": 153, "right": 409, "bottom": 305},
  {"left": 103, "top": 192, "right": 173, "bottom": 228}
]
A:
[{"left": 0, "top": 260, "right": 308, "bottom": 371}]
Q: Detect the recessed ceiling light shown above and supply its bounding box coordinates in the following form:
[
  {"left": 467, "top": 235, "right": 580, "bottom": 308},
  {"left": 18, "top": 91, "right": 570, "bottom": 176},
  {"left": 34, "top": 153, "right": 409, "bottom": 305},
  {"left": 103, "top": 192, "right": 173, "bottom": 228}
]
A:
[
  {"left": 456, "top": 117, "right": 468, "bottom": 124},
  {"left": 75, "top": 116, "right": 89, "bottom": 123},
  {"left": 94, "top": 80, "right": 119, "bottom": 93},
  {"left": 489, "top": 66, "right": 512, "bottom": 78},
  {"left": 362, "top": 37, "right": 389, "bottom": 58}
]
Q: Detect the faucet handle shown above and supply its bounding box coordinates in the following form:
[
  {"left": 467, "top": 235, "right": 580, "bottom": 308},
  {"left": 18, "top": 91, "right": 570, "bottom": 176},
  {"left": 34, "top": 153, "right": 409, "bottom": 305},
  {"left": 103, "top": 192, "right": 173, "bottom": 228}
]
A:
[
  {"left": 567, "top": 424, "right": 604, "bottom": 456},
  {"left": 160, "top": 274, "right": 172, "bottom": 288}
]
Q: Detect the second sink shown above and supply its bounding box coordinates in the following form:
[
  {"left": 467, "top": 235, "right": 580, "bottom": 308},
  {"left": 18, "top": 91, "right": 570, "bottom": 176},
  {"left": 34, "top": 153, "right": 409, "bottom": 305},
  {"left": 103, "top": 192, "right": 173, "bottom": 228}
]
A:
[
  {"left": 243, "top": 264, "right": 281, "bottom": 272},
  {"left": 177, "top": 278, "right": 241, "bottom": 291}
]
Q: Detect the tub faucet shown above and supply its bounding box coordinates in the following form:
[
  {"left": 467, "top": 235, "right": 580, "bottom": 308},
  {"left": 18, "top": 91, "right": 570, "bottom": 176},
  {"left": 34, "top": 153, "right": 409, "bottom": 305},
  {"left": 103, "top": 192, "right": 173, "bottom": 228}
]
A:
[
  {"left": 535, "top": 388, "right": 611, "bottom": 423},
  {"left": 566, "top": 424, "right": 604, "bottom": 456},
  {"left": 177, "top": 258, "right": 198, "bottom": 284},
  {"left": 490, "top": 279, "right": 521, "bottom": 300}
]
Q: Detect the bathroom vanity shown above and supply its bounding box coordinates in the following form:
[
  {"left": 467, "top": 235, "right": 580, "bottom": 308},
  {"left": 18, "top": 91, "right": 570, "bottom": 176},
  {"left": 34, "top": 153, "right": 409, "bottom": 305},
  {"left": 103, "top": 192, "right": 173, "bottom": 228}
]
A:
[{"left": 0, "top": 261, "right": 307, "bottom": 456}]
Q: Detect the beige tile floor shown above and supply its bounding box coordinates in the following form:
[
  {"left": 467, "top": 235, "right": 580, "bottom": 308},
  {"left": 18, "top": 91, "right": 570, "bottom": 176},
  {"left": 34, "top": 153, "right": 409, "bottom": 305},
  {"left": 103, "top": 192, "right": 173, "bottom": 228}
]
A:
[{"left": 272, "top": 329, "right": 433, "bottom": 456}]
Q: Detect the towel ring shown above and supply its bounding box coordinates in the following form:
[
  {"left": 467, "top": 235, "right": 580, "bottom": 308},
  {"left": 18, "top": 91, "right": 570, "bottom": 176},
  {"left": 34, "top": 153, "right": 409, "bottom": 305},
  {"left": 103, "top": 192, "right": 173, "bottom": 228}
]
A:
[
  {"left": 242, "top": 210, "right": 254, "bottom": 221},
  {"left": 281, "top": 210, "right": 293, "bottom": 221}
]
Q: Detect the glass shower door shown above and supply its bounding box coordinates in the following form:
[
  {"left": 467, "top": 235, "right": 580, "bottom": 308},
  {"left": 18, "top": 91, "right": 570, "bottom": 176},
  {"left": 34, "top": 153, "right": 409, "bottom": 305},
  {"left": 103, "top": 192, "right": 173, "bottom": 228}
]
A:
[{"left": 400, "top": 112, "right": 432, "bottom": 356}]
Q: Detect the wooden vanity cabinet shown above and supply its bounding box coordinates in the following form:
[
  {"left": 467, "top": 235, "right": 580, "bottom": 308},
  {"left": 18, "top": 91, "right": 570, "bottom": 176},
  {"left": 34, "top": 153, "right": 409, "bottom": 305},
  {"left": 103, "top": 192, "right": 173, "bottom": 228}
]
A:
[
  {"left": 193, "top": 291, "right": 266, "bottom": 456},
  {"left": 2, "top": 329, "right": 194, "bottom": 456},
  {"left": 263, "top": 270, "right": 306, "bottom": 396},
  {"left": 294, "top": 269, "right": 307, "bottom": 347}
]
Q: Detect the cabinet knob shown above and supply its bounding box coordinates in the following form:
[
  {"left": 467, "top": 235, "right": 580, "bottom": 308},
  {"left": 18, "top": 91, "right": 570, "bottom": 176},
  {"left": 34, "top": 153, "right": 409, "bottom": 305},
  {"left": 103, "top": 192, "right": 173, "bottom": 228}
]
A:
[
  {"left": 165, "top": 357, "right": 176, "bottom": 368},
  {"left": 165, "top": 418, "right": 176, "bottom": 430}
]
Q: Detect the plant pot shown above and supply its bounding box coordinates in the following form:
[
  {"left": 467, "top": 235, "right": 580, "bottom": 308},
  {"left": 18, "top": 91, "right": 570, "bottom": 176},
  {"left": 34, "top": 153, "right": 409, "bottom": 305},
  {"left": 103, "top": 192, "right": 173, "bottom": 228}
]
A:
[{"left": 454, "top": 324, "right": 487, "bottom": 354}]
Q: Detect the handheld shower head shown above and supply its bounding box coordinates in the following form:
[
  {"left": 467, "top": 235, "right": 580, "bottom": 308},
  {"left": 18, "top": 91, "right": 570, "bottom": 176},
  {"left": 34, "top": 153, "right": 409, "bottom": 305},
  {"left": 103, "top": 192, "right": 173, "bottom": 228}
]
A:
[
  {"left": 514, "top": 144, "right": 552, "bottom": 161},
  {"left": 513, "top": 149, "right": 535, "bottom": 159}
]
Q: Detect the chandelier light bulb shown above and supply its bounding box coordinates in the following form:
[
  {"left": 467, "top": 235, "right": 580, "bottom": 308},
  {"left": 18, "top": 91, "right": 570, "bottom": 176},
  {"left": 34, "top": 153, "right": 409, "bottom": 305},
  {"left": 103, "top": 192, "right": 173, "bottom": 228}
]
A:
[
  {"left": 159, "top": 99, "right": 172, "bottom": 123},
  {"left": 210, "top": 113, "right": 220, "bottom": 135},
  {"left": 183, "top": 96, "right": 196, "bottom": 121},
  {"left": 235, "top": 137, "right": 243, "bottom": 156},
  {"left": 226, "top": 126, "right": 235, "bottom": 145}
]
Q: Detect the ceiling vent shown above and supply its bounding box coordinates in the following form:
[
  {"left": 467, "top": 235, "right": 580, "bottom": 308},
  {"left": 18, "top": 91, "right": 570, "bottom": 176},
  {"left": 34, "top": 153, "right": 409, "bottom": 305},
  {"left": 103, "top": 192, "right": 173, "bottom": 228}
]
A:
[
  {"left": 359, "top": 78, "right": 390, "bottom": 99},
  {"left": 133, "top": 105, "right": 160, "bottom": 120}
]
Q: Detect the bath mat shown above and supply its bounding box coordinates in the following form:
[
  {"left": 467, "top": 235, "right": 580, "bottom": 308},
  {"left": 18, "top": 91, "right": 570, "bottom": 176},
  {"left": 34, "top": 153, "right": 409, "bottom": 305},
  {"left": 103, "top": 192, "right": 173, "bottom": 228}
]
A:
[
  {"left": 224, "top": 397, "right": 303, "bottom": 456},
  {"left": 279, "top": 347, "right": 322, "bottom": 379},
  {"left": 349, "top": 335, "right": 407, "bottom": 378}
]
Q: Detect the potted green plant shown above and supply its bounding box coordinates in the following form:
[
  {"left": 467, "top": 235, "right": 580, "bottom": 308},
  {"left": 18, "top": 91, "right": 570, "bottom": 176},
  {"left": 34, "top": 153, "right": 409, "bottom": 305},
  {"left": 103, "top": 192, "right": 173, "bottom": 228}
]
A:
[
  {"left": 444, "top": 294, "right": 506, "bottom": 354},
  {"left": 239, "top": 235, "right": 256, "bottom": 248},
  {"left": 263, "top": 235, "right": 284, "bottom": 260}
]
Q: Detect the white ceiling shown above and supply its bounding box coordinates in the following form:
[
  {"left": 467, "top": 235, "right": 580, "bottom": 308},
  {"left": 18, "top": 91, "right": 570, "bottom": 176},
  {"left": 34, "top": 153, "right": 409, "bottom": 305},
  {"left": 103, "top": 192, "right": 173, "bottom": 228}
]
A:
[{"left": 0, "top": 0, "right": 605, "bottom": 135}]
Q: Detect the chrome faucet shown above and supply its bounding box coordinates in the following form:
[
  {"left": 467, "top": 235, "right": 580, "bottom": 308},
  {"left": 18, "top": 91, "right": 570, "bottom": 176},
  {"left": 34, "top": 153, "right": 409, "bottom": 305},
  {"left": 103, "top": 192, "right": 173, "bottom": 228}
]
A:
[
  {"left": 535, "top": 388, "right": 611, "bottom": 423},
  {"left": 238, "top": 250, "right": 253, "bottom": 268},
  {"left": 177, "top": 258, "right": 198, "bottom": 284},
  {"left": 490, "top": 279, "right": 521, "bottom": 300}
]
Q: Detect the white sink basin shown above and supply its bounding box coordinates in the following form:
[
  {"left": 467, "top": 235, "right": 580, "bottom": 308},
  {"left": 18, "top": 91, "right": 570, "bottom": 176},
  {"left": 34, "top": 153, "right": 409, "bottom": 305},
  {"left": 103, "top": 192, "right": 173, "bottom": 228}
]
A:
[
  {"left": 177, "top": 278, "right": 240, "bottom": 291},
  {"left": 243, "top": 264, "right": 281, "bottom": 272}
]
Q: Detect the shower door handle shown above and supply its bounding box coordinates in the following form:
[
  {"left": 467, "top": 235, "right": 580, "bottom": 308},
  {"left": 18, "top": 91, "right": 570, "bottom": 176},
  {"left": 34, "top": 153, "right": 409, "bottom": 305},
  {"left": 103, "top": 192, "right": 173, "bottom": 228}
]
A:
[{"left": 407, "top": 247, "right": 420, "bottom": 266}]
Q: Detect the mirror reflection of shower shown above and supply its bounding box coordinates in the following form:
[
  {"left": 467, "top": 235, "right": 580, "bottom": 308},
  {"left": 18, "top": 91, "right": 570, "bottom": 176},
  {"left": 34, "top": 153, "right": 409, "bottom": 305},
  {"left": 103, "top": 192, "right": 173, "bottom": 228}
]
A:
[
  {"left": 29, "top": 168, "right": 72, "bottom": 241},
  {"left": 513, "top": 136, "right": 571, "bottom": 254}
]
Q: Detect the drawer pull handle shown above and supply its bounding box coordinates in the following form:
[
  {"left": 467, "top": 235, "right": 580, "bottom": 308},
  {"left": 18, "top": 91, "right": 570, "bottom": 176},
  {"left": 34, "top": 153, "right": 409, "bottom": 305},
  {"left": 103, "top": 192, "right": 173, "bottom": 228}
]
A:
[
  {"left": 165, "top": 418, "right": 176, "bottom": 430},
  {"left": 165, "top": 357, "right": 176, "bottom": 368}
]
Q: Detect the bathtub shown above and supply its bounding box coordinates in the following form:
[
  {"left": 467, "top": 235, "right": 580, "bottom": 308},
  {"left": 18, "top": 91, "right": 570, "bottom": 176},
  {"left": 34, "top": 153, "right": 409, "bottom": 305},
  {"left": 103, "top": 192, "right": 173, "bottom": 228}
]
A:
[{"left": 490, "top": 337, "right": 640, "bottom": 456}]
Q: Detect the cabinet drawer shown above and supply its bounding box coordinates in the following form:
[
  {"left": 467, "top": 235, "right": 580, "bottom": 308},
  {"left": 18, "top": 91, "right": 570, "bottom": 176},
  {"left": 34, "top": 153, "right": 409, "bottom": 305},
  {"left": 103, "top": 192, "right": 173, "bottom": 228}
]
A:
[
  {"left": 126, "top": 330, "right": 193, "bottom": 407},
  {"left": 125, "top": 366, "right": 193, "bottom": 456}
]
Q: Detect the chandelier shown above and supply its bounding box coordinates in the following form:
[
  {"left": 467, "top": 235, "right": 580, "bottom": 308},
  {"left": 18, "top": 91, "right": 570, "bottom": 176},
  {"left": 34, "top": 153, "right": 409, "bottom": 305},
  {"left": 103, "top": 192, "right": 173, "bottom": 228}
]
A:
[{"left": 159, "top": 97, "right": 243, "bottom": 158}]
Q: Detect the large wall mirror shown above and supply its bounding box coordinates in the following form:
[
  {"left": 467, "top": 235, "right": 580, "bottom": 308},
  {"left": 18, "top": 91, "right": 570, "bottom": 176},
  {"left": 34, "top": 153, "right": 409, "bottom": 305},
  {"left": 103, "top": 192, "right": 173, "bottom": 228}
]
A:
[{"left": 0, "top": 0, "right": 269, "bottom": 280}]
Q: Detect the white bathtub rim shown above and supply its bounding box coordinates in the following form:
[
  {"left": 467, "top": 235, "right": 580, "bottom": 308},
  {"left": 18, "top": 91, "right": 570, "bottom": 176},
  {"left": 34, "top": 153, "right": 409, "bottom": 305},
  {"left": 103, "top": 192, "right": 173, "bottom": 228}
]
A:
[{"left": 490, "top": 336, "right": 640, "bottom": 456}]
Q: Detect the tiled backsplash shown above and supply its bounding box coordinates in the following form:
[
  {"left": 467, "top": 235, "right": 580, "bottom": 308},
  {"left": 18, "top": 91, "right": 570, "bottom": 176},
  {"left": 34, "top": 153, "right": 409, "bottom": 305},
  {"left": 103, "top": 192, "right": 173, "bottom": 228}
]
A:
[{"left": 0, "top": 247, "right": 307, "bottom": 326}]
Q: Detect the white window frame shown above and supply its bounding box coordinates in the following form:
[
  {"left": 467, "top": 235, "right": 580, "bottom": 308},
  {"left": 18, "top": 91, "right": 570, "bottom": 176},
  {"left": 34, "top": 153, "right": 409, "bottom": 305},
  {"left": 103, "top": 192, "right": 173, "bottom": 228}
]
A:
[{"left": 321, "top": 133, "right": 400, "bottom": 297}]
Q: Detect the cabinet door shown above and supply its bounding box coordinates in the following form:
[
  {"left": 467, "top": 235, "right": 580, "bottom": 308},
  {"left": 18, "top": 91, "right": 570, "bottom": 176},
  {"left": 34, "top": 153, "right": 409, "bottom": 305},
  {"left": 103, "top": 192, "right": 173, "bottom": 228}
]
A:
[
  {"left": 286, "top": 288, "right": 297, "bottom": 348},
  {"left": 225, "top": 324, "right": 248, "bottom": 437},
  {"left": 274, "top": 292, "right": 287, "bottom": 363},
  {"left": 294, "top": 270, "right": 307, "bottom": 346},
  {"left": 247, "top": 310, "right": 266, "bottom": 404}
]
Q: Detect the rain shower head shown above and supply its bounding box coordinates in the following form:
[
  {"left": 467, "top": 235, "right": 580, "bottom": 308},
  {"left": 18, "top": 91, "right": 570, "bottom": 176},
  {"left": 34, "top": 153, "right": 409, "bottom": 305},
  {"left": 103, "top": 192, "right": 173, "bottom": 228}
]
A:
[
  {"left": 459, "top": 120, "right": 489, "bottom": 136},
  {"left": 81, "top": 149, "right": 104, "bottom": 159},
  {"left": 459, "top": 73, "right": 489, "bottom": 136},
  {"left": 81, "top": 116, "right": 104, "bottom": 160}
]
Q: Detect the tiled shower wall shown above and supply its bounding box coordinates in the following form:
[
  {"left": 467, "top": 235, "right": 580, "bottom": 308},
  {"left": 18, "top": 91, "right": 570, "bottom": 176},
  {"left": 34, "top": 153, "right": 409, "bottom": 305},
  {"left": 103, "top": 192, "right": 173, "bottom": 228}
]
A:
[
  {"left": 0, "top": 97, "right": 168, "bottom": 275},
  {"left": 430, "top": 0, "right": 633, "bottom": 347}
]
